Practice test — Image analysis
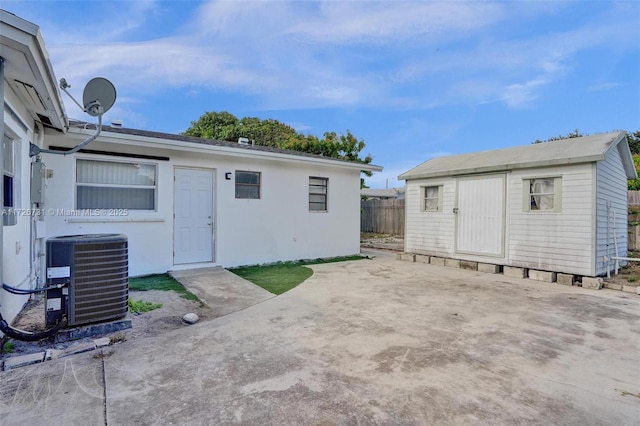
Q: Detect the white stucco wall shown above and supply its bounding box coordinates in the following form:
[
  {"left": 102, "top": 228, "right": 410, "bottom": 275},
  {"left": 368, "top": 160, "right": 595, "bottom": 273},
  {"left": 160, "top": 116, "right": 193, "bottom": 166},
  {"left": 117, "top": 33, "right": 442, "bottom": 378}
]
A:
[
  {"left": 1, "top": 84, "right": 37, "bottom": 325},
  {"left": 41, "top": 133, "right": 362, "bottom": 276}
]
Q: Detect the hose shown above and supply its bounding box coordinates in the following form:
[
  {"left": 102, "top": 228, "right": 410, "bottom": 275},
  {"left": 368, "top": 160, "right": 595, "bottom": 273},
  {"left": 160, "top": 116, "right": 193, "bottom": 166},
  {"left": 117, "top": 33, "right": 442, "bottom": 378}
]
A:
[{"left": 1, "top": 282, "right": 68, "bottom": 341}]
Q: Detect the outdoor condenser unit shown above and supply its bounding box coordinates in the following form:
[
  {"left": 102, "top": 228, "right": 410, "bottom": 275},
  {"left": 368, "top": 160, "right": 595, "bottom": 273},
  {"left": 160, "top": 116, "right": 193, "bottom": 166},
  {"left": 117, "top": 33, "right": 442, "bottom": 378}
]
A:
[{"left": 45, "top": 234, "right": 129, "bottom": 327}]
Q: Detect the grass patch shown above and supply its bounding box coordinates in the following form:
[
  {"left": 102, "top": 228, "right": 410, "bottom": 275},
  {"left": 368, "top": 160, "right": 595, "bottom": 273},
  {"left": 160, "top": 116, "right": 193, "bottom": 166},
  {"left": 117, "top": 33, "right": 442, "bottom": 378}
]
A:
[
  {"left": 230, "top": 255, "right": 364, "bottom": 295},
  {"left": 128, "top": 298, "right": 163, "bottom": 314},
  {"left": 1, "top": 341, "right": 15, "bottom": 354},
  {"left": 129, "top": 274, "right": 200, "bottom": 302}
]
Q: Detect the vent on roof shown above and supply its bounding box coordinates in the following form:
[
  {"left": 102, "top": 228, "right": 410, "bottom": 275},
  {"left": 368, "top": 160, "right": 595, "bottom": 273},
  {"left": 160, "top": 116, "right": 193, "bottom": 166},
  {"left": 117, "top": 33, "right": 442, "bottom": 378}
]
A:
[
  {"left": 36, "top": 113, "right": 53, "bottom": 127},
  {"left": 111, "top": 120, "right": 123, "bottom": 128},
  {"left": 14, "top": 80, "right": 47, "bottom": 113}
]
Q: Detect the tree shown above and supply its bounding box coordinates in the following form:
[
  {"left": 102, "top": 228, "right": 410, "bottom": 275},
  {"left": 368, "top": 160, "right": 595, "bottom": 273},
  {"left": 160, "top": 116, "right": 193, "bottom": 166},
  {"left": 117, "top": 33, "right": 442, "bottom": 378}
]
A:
[
  {"left": 184, "top": 111, "right": 373, "bottom": 187},
  {"left": 532, "top": 129, "right": 584, "bottom": 144}
]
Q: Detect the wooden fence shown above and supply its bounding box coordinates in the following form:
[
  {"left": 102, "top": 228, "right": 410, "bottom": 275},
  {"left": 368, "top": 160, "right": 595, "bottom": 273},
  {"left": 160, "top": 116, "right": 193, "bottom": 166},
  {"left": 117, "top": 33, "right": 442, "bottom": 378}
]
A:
[{"left": 361, "top": 199, "right": 405, "bottom": 235}]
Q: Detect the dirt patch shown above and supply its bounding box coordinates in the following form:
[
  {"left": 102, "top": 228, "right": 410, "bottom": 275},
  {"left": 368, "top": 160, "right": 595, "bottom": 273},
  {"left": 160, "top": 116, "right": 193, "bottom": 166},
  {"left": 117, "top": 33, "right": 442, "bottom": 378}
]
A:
[
  {"left": 1, "top": 290, "right": 209, "bottom": 361},
  {"left": 603, "top": 251, "right": 640, "bottom": 291},
  {"left": 360, "top": 233, "right": 404, "bottom": 252}
]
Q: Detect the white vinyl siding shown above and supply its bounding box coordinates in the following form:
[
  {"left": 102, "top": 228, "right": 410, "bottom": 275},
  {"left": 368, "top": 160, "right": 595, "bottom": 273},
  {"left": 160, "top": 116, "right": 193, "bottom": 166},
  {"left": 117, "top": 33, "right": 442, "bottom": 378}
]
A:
[
  {"left": 508, "top": 164, "right": 593, "bottom": 275},
  {"left": 595, "top": 145, "right": 628, "bottom": 276},
  {"left": 405, "top": 179, "right": 455, "bottom": 256},
  {"left": 76, "top": 159, "right": 157, "bottom": 210}
]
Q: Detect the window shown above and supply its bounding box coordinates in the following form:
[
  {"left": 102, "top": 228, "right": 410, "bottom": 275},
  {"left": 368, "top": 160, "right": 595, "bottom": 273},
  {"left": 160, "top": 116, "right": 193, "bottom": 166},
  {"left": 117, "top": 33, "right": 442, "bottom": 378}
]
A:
[
  {"left": 235, "top": 171, "right": 261, "bottom": 199},
  {"left": 3, "top": 135, "right": 15, "bottom": 208},
  {"left": 76, "top": 159, "right": 157, "bottom": 210},
  {"left": 422, "top": 186, "right": 442, "bottom": 211},
  {"left": 309, "top": 177, "right": 328, "bottom": 211},
  {"left": 524, "top": 177, "right": 561, "bottom": 212}
]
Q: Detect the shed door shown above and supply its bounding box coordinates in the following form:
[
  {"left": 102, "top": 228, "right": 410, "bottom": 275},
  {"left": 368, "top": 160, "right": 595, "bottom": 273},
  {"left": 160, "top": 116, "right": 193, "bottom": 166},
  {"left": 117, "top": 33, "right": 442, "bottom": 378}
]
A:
[
  {"left": 455, "top": 174, "right": 505, "bottom": 257},
  {"left": 174, "top": 168, "right": 214, "bottom": 264}
]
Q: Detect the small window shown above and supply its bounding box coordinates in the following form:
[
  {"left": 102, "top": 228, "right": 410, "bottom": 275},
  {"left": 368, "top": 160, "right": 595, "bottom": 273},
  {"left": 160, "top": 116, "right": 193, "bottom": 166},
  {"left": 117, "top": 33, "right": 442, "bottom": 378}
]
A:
[
  {"left": 309, "top": 177, "right": 328, "bottom": 211},
  {"left": 3, "top": 135, "right": 15, "bottom": 208},
  {"left": 235, "top": 171, "right": 261, "bottom": 199},
  {"left": 422, "top": 186, "right": 442, "bottom": 211},
  {"left": 76, "top": 159, "right": 157, "bottom": 210},
  {"left": 524, "top": 177, "right": 561, "bottom": 212}
]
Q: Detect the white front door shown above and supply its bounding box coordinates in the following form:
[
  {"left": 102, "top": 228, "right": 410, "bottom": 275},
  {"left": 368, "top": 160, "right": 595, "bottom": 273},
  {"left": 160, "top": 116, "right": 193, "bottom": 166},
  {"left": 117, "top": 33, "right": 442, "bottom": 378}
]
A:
[
  {"left": 455, "top": 174, "right": 505, "bottom": 257},
  {"left": 174, "top": 168, "right": 214, "bottom": 264}
]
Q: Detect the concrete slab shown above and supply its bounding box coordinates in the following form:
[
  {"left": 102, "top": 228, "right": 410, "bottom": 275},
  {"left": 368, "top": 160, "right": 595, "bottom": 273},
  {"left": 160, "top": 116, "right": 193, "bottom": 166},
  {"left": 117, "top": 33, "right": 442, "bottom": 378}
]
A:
[
  {"left": 429, "top": 256, "right": 446, "bottom": 266},
  {"left": 170, "top": 267, "right": 274, "bottom": 316},
  {"left": 3, "top": 352, "right": 45, "bottom": 371},
  {"left": 415, "top": 254, "right": 430, "bottom": 264},
  {"left": 3, "top": 256, "right": 639, "bottom": 425},
  {"left": 399, "top": 253, "right": 415, "bottom": 262},
  {"left": 445, "top": 258, "right": 460, "bottom": 268},
  {"left": 557, "top": 273, "right": 576, "bottom": 286},
  {"left": 582, "top": 277, "right": 604, "bottom": 290},
  {"left": 459, "top": 260, "right": 478, "bottom": 271}
]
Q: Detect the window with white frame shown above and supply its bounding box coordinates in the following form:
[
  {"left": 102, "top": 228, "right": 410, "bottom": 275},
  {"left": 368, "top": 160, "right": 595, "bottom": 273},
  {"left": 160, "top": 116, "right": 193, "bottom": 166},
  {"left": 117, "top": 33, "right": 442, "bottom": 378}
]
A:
[
  {"left": 309, "top": 177, "right": 328, "bottom": 211},
  {"left": 76, "top": 159, "right": 157, "bottom": 210},
  {"left": 3, "top": 134, "right": 15, "bottom": 209},
  {"left": 525, "top": 177, "right": 561, "bottom": 212},
  {"left": 422, "top": 185, "right": 442, "bottom": 211},
  {"left": 235, "top": 171, "right": 261, "bottom": 199}
]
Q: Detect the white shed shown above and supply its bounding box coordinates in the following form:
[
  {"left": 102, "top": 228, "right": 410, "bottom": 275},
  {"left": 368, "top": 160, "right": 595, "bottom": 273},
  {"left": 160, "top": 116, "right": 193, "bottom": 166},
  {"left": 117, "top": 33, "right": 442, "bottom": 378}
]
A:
[{"left": 398, "top": 132, "right": 636, "bottom": 277}]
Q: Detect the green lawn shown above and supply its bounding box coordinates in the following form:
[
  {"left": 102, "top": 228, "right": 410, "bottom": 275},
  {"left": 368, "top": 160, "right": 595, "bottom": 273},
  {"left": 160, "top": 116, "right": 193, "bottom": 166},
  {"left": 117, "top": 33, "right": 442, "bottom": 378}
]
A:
[
  {"left": 128, "top": 274, "right": 200, "bottom": 302},
  {"left": 230, "top": 255, "right": 364, "bottom": 295}
]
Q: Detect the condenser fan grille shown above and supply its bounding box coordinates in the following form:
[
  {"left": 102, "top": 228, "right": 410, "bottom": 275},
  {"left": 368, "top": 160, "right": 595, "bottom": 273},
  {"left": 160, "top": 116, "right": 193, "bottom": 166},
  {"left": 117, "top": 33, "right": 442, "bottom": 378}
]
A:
[{"left": 71, "top": 241, "right": 128, "bottom": 325}]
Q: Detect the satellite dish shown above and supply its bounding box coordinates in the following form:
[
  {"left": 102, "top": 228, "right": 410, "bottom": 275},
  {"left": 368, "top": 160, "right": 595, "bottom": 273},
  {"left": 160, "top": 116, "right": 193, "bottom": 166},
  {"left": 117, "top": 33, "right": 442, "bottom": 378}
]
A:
[{"left": 82, "top": 77, "right": 116, "bottom": 117}]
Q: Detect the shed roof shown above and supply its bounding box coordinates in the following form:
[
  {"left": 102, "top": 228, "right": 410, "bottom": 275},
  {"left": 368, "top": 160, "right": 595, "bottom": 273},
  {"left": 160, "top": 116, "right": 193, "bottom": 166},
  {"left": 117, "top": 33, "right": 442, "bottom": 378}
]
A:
[{"left": 399, "top": 132, "right": 636, "bottom": 180}]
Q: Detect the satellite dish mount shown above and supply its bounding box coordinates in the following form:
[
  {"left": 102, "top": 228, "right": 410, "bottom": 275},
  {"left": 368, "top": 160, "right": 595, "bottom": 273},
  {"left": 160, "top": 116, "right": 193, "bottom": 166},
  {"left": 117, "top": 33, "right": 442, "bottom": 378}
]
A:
[{"left": 30, "top": 77, "right": 117, "bottom": 157}]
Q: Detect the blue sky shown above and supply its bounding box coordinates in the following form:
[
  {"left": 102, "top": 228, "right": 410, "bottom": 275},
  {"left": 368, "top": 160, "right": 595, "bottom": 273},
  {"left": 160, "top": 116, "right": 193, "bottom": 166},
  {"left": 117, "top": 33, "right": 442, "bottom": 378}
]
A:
[{"left": 4, "top": 1, "right": 639, "bottom": 188}]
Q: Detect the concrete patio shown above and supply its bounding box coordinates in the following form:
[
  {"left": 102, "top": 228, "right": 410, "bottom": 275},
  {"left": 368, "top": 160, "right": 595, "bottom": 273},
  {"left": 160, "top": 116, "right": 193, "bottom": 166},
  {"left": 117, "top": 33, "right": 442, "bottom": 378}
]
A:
[{"left": 1, "top": 250, "right": 639, "bottom": 425}]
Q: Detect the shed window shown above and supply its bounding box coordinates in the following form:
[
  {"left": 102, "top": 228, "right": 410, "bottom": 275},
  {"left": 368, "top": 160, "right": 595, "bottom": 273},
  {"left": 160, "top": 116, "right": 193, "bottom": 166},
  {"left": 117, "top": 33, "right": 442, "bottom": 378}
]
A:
[
  {"left": 309, "top": 177, "right": 328, "bottom": 212},
  {"left": 76, "top": 159, "right": 157, "bottom": 210},
  {"left": 235, "top": 171, "right": 261, "bottom": 199},
  {"left": 524, "top": 177, "right": 561, "bottom": 212},
  {"left": 422, "top": 186, "right": 442, "bottom": 211}
]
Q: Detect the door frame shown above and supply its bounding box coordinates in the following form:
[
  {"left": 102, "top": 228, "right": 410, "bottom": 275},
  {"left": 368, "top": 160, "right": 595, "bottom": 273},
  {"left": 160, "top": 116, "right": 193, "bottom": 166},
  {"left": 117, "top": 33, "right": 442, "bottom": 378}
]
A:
[
  {"left": 454, "top": 173, "right": 507, "bottom": 258},
  {"left": 173, "top": 166, "right": 216, "bottom": 265}
]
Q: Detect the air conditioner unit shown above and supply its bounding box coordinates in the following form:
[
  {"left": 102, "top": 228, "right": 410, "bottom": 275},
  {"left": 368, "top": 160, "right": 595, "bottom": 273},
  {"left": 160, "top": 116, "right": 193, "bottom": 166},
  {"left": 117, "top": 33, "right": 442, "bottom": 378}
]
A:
[{"left": 45, "top": 234, "right": 128, "bottom": 327}]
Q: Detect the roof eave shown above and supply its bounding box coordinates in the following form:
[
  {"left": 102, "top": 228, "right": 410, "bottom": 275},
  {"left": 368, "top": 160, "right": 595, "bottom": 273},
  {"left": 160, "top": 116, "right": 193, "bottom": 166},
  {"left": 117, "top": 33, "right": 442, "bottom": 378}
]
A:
[
  {"left": 64, "top": 127, "right": 383, "bottom": 172},
  {"left": 399, "top": 155, "right": 605, "bottom": 180}
]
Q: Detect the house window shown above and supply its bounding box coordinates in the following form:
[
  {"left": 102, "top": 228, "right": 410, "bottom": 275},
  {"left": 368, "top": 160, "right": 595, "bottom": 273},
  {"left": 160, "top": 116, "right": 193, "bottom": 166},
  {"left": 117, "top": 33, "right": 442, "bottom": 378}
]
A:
[
  {"left": 309, "top": 177, "right": 328, "bottom": 211},
  {"left": 76, "top": 159, "right": 157, "bottom": 210},
  {"left": 3, "top": 135, "right": 15, "bottom": 209},
  {"left": 422, "top": 186, "right": 442, "bottom": 211},
  {"left": 235, "top": 171, "right": 261, "bottom": 199},
  {"left": 524, "top": 177, "right": 562, "bottom": 212}
]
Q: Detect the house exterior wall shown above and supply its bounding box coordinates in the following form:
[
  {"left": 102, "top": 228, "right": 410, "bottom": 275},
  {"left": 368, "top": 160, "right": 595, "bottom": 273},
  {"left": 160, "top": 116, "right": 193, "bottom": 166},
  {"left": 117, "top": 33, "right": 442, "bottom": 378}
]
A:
[
  {"left": 405, "top": 162, "right": 597, "bottom": 276},
  {"left": 595, "top": 144, "right": 629, "bottom": 276},
  {"left": 41, "top": 135, "right": 361, "bottom": 276},
  {"left": 1, "top": 84, "right": 37, "bottom": 324}
]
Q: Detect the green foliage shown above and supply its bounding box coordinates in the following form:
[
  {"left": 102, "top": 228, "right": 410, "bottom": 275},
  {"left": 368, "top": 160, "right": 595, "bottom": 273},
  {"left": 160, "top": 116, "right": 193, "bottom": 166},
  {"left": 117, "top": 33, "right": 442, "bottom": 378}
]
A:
[
  {"left": 129, "top": 274, "right": 200, "bottom": 302},
  {"left": 128, "top": 298, "right": 163, "bottom": 314},
  {"left": 532, "top": 129, "right": 585, "bottom": 144},
  {"left": 1, "top": 341, "right": 15, "bottom": 354},
  {"left": 628, "top": 153, "right": 640, "bottom": 190},
  {"left": 184, "top": 111, "right": 373, "bottom": 177},
  {"left": 627, "top": 130, "right": 640, "bottom": 155},
  {"left": 230, "top": 255, "right": 364, "bottom": 295}
]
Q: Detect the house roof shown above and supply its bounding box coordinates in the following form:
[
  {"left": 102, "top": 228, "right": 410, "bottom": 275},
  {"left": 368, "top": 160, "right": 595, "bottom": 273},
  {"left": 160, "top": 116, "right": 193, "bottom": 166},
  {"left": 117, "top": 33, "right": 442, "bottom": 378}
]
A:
[
  {"left": 63, "top": 120, "right": 383, "bottom": 172},
  {"left": 361, "top": 188, "right": 405, "bottom": 198},
  {"left": 399, "top": 131, "right": 636, "bottom": 180},
  {"left": 0, "top": 9, "right": 67, "bottom": 130}
]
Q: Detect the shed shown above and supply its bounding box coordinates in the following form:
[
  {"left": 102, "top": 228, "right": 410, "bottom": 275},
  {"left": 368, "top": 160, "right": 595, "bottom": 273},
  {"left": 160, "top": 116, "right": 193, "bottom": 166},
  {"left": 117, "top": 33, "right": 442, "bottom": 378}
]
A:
[{"left": 398, "top": 132, "right": 636, "bottom": 277}]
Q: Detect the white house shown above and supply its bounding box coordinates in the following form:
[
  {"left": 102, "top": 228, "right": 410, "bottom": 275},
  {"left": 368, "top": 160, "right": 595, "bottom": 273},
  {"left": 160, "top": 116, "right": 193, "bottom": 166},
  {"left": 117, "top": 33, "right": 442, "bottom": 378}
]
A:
[
  {"left": 399, "top": 132, "right": 636, "bottom": 278},
  {"left": 1, "top": 10, "right": 67, "bottom": 326},
  {"left": 0, "top": 10, "right": 382, "bottom": 330},
  {"left": 42, "top": 123, "right": 381, "bottom": 276}
]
